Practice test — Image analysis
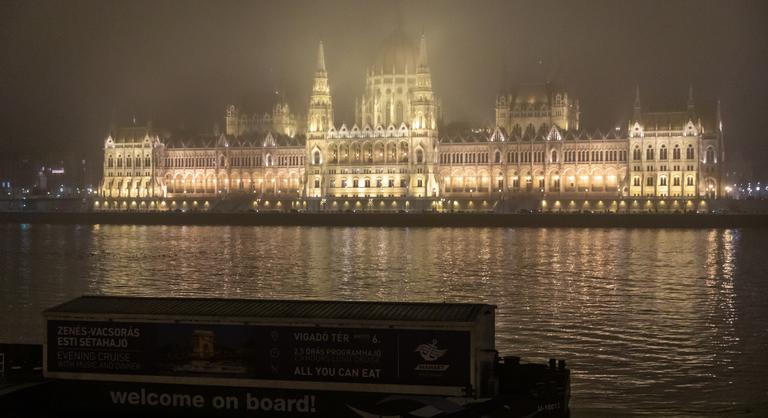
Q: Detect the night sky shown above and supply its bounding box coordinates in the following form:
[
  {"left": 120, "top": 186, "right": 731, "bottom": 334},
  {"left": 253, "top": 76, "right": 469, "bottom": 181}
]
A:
[{"left": 1, "top": 0, "right": 766, "bottom": 177}]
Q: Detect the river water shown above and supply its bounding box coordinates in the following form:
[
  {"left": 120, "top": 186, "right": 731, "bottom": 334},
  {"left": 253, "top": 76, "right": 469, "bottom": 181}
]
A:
[{"left": 1, "top": 224, "right": 767, "bottom": 415}]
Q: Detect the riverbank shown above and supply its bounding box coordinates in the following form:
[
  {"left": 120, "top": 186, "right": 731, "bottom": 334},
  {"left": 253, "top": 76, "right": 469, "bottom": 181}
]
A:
[{"left": 1, "top": 211, "right": 767, "bottom": 228}]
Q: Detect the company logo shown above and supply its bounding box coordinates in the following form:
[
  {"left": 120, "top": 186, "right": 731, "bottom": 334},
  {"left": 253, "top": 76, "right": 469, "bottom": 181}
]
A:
[{"left": 415, "top": 339, "right": 447, "bottom": 361}]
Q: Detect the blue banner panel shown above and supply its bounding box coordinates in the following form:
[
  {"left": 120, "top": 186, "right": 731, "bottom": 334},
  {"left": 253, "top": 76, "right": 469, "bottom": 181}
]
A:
[{"left": 47, "top": 320, "right": 471, "bottom": 388}]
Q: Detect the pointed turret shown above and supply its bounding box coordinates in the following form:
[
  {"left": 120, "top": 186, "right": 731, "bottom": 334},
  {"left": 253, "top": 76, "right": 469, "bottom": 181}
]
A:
[
  {"left": 687, "top": 85, "right": 695, "bottom": 114},
  {"left": 633, "top": 84, "right": 641, "bottom": 121},
  {"left": 717, "top": 98, "right": 723, "bottom": 133},
  {"left": 307, "top": 41, "right": 334, "bottom": 136},
  {"left": 316, "top": 41, "right": 326, "bottom": 72},
  {"left": 417, "top": 33, "right": 429, "bottom": 73},
  {"left": 411, "top": 33, "right": 436, "bottom": 130}
]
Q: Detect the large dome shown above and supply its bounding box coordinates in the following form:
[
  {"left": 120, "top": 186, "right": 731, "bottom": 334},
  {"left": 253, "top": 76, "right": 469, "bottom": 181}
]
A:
[{"left": 371, "top": 30, "right": 418, "bottom": 75}]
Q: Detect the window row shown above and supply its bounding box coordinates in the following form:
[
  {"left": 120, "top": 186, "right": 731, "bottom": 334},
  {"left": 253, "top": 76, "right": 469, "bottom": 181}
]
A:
[
  {"left": 105, "top": 172, "right": 151, "bottom": 178},
  {"left": 325, "top": 178, "right": 412, "bottom": 189},
  {"left": 632, "top": 144, "right": 704, "bottom": 161},
  {"left": 562, "top": 150, "right": 627, "bottom": 163},
  {"left": 164, "top": 157, "right": 216, "bottom": 168},
  {"left": 439, "top": 152, "right": 490, "bottom": 164},
  {"left": 321, "top": 143, "right": 411, "bottom": 164},
  {"left": 632, "top": 176, "right": 695, "bottom": 187},
  {"left": 159, "top": 154, "right": 303, "bottom": 168},
  {"left": 107, "top": 156, "right": 151, "bottom": 168}
]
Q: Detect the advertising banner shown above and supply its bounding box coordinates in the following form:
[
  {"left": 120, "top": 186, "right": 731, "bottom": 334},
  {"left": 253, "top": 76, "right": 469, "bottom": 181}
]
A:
[
  {"left": 46, "top": 380, "right": 545, "bottom": 418},
  {"left": 47, "top": 320, "right": 471, "bottom": 389}
]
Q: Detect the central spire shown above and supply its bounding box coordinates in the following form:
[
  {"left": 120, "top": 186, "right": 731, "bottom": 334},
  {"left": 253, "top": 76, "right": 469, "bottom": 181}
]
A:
[
  {"left": 417, "top": 33, "right": 429, "bottom": 72},
  {"left": 316, "top": 41, "right": 326, "bottom": 72}
]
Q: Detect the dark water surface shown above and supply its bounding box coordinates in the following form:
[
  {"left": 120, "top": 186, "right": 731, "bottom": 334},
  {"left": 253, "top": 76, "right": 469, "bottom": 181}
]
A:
[{"left": 2, "top": 224, "right": 767, "bottom": 415}]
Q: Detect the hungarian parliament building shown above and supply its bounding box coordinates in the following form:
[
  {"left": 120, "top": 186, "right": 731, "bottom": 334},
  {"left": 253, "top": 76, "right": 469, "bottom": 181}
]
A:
[{"left": 98, "top": 30, "right": 724, "bottom": 212}]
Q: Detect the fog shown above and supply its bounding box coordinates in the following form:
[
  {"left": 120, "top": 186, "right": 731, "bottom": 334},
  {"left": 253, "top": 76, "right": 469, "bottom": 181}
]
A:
[{"left": 1, "top": 0, "right": 766, "bottom": 175}]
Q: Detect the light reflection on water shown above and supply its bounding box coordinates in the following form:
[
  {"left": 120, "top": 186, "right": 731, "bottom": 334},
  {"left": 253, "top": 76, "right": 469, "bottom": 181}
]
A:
[{"left": 1, "top": 224, "right": 767, "bottom": 415}]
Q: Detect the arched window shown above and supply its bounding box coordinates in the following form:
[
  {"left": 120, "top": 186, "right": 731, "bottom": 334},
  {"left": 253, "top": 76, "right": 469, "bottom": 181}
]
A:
[
  {"left": 330, "top": 145, "right": 338, "bottom": 163},
  {"left": 400, "top": 142, "right": 409, "bottom": 163},
  {"left": 352, "top": 143, "right": 361, "bottom": 163},
  {"left": 673, "top": 145, "right": 681, "bottom": 160},
  {"left": 117, "top": 156, "right": 123, "bottom": 168},
  {"left": 646, "top": 145, "right": 654, "bottom": 160},
  {"left": 633, "top": 146, "right": 641, "bottom": 161},
  {"left": 706, "top": 179, "right": 716, "bottom": 198},
  {"left": 686, "top": 145, "right": 694, "bottom": 159},
  {"left": 706, "top": 147, "right": 715, "bottom": 164},
  {"left": 415, "top": 149, "right": 424, "bottom": 164},
  {"left": 108, "top": 156, "right": 114, "bottom": 168},
  {"left": 659, "top": 145, "right": 667, "bottom": 160},
  {"left": 220, "top": 155, "right": 226, "bottom": 167},
  {"left": 313, "top": 150, "right": 321, "bottom": 165},
  {"left": 494, "top": 150, "right": 501, "bottom": 164},
  {"left": 395, "top": 101, "right": 404, "bottom": 125},
  {"left": 551, "top": 149, "right": 558, "bottom": 163}
]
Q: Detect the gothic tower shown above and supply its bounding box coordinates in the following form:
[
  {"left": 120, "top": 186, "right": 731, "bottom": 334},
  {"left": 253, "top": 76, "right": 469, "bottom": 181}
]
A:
[
  {"left": 687, "top": 85, "right": 695, "bottom": 117},
  {"left": 409, "top": 33, "right": 439, "bottom": 197},
  {"left": 633, "top": 84, "right": 642, "bottom": 122},
  {"left": 411, "top": 34, "right": 437, "bottom": 131},
  {"left": 307, "top": 41, "right": 334, "bottom": 138}
]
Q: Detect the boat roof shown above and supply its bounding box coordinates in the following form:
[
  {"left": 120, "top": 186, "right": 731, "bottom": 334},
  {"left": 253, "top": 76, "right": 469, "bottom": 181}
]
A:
[{"left": 45, "top": 295, "right": 495, "bottom": 324}]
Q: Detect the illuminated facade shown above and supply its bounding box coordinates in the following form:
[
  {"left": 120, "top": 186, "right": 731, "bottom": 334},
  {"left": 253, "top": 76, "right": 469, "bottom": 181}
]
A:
[
  {"left": 98, "top": 31, "right": 724, "bottom": 212},
  {"left": 305, "top": 32, "right": 440, "bottom": 203},
  {"left": 495, "top": 83, "right": 579, "bottom": 133},
  {"left": 225, "top": 96, "right": 303, "bottom": 138}
]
